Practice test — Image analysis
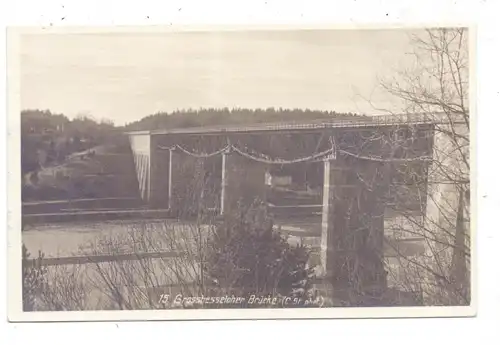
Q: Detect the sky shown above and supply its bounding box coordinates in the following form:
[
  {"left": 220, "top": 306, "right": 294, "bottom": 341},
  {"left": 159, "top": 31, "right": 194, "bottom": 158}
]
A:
[{"left": 20, "top": 29, "right": 422, "bottom": 125}]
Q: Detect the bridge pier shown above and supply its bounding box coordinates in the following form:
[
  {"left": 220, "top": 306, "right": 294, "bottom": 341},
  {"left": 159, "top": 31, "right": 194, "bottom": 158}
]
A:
[
  {"left": 422, "top": 124, "right": 470, "bottom": 302},
  {"left": 129, "top": 134, "right": 174, "bottom": 209},
  {"left": 320, "top": 156, "right": 388, "bottom": 302},
  {"left": 135, "top": 143, "right": 269, "bottom": 217},
  {"left": 129, "top": 134, "right": 153, "bottom": 203}
]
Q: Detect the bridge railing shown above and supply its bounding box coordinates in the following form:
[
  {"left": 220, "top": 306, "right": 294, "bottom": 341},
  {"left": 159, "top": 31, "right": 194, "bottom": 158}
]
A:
[{"left": 140, "top": 112, "right": 465, "bottom": 136}]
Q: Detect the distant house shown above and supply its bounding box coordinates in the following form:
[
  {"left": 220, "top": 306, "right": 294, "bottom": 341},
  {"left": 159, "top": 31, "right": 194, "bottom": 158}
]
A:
[{"left": 265, "top": 171, "right": 292, "bottom": 187}]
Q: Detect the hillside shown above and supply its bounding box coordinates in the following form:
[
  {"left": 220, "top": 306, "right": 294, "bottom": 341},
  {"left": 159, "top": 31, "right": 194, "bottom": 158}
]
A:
[
  {"left": 22, "top": 143, "right": 140, "bottom": 203},
  {"left": 21, "top": 109, "right": 120, "bottom": 176}
]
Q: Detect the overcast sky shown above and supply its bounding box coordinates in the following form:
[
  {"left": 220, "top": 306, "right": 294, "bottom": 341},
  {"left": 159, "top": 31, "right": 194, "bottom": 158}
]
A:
[{"left": 20, "top": 29, "right": 421, "bottom": 125}]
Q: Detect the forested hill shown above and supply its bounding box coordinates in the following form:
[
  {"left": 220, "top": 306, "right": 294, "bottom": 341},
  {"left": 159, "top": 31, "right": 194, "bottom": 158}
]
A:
[
  {"left": 124, "top": 108, "right": 369, "bottom": 131},
  {"left": 21, "top": 109, "right": 122, "bottom": 175}
]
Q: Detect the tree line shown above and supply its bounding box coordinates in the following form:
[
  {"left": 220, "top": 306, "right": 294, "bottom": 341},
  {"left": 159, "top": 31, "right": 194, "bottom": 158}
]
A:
[{"left": 124, "top": 107, "right": 368, "bottom": 131}]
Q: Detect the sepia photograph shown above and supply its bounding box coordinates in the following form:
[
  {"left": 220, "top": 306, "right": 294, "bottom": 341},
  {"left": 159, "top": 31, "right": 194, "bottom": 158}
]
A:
[{"left": 7, "top": 26, "right": 474, "bottom": 321}]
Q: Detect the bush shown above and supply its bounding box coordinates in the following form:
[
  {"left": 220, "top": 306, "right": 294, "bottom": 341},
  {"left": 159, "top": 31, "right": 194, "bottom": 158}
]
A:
[
  {"left": 22, "top": 244, "right": 47, "bottom": 311},
  {"left": 202, "top": 202, "right": 317, "bottom": 307}
]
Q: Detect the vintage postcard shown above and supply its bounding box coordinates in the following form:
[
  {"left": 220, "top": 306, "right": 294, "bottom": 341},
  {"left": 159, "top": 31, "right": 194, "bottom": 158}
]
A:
[{"left": 7, "top": 25, "right": 476, "bottom": 321}]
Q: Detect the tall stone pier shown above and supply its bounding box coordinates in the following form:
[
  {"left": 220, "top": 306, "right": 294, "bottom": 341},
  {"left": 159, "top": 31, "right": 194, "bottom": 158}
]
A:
[
  {"left": 129, "top": 133, "right": 172, "bottom": 209},
  {"left": 423, "top": 123, "right": 470, "bottom": 303},
  {"left": 320, "top": 155, "right": 388, "bottom": 302},
  {"left": 129, "top": 133, "right": 152, "bottom": 203},
  {"left": 149, "top": 145, "right": 171, "bottom": 208}
]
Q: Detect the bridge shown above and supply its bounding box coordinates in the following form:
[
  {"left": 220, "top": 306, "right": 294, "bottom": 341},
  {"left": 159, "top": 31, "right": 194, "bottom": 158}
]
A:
[{"left": 124, "top": 112, "right": 468, "bottom": 300}]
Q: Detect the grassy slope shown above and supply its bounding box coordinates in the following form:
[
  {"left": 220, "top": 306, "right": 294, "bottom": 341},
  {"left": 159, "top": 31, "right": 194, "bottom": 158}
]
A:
[{"left": 24, "top": 144, "right": 140, "bottom": 204}]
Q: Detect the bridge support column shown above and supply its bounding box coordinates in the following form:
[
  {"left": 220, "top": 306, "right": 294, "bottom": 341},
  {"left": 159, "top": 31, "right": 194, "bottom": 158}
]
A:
[
  {"left": 220, "top": 152, "right": 228, "bottom": 215},
  {"left": 422, "top": 124, "right": 470, "bottom": 303},
  {"left": 320, "top": 157, "right": 387, "bottom": 303},
  {"left": 220, "top": 152, "right": 267, "bottom": 216}
]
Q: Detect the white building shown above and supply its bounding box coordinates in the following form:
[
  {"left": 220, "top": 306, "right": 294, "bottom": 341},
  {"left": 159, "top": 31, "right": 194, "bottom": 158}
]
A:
[{"left": 265, "top": 171, "right": 292, "bottom": 187}]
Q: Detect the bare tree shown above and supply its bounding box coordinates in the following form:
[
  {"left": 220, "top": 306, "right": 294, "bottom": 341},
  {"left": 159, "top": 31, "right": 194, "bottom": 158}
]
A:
[
  {"left": 22, "top": 244, "right": 47, "bottom": 311},
  {"left": 37, "top": 263, "right": 92, "bottom": 311},
  {"left": 371, "top": 28, "right": 470, "bottom": 305}
]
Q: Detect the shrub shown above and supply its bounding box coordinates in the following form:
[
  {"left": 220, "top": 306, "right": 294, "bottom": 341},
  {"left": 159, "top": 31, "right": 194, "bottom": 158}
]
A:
[
  {"left": 22, "top": 244, "right": 47, "bottom": 311},
  {"left": 202, "top": 201, "right": 317, "bottom": 307}
]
